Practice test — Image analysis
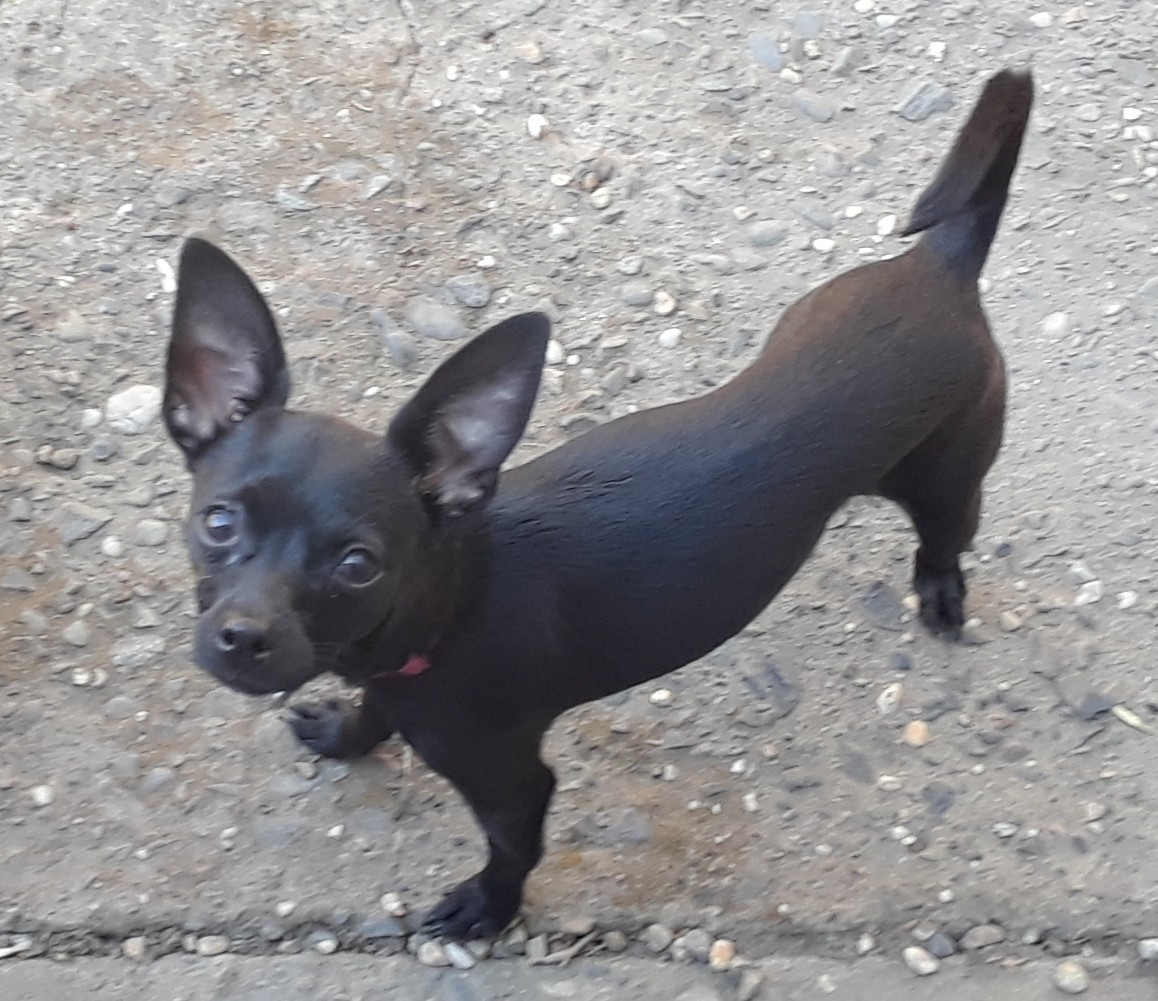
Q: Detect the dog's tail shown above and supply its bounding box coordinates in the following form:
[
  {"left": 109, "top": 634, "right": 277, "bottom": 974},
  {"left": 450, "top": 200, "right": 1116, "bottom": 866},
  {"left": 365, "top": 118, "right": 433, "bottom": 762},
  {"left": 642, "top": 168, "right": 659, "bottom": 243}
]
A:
[{"left": 901, "top": 69, "right": 1033, "bottom": 278}]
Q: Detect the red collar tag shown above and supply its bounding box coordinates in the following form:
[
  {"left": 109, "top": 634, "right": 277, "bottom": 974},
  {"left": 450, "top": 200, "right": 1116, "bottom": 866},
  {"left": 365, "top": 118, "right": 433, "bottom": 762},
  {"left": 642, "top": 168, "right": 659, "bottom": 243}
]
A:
[{"left": 397, "top": 653, "right": 430, "bottom": 677}]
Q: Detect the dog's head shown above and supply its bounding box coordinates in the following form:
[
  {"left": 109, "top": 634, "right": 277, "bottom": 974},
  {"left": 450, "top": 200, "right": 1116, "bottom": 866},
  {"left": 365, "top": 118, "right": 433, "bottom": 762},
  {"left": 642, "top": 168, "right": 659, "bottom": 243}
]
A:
[{"left": 162, "top": 238, "right": 549, "bottom": 695}]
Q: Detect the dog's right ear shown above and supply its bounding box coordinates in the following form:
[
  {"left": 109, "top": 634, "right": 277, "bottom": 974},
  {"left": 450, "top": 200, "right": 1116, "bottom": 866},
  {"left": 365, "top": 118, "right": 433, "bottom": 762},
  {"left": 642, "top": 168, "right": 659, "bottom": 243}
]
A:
[
  {"left": 388, "top": 312, "right": 550, "bottom": 519},
  {"left": 164, "top": 238, "right": 290, "bottom": 459}
]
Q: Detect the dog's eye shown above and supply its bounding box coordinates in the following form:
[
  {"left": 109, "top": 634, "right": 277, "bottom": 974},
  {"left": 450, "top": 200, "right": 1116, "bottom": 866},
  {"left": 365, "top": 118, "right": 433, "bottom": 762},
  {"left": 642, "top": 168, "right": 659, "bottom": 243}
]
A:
[
  {"left": 199, "top": 506, "right": 239, "bottom": 547},
  {"left": 335, "top": 547, "right": 381, "bottom": 587}
]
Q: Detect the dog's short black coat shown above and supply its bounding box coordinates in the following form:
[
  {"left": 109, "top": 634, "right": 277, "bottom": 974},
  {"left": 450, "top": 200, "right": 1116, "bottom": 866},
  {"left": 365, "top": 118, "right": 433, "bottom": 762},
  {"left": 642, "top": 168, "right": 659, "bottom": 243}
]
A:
[{"left": 163, "top": 70, "right": 1033, "bottom": 938}]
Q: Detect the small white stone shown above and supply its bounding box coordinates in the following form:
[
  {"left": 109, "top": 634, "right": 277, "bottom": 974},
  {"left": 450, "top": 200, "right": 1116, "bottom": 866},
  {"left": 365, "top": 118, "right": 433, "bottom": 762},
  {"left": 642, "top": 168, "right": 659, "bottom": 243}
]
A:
[
  {"left": 658, "top": 328, "right": 681, "bottom": 349},
  {"left": 275, "top": 900, "right": 296, "bottom": 918},
  {"left": 844, "top": 204, "right": 864, "bottom": 218},
  {"left": 156, "top": 258, "right": 177, "bottom": 294},
  {"left": 106, "top": 385, "right": 162, "bottom": 434},
  {"left": 1029, "top": 11, "right": 1054, "bottom": 27},
  {"left": 649, "top": 688, "right": 674, "bottom": 706},
  {"left": 853, "top": 0, "right": 875, "bottom": 12},
  {"left": 857, "top": 932, "right": 876, "bottom": 955},
  {"left": 1137, "top": 938, "right": 1158, "bottom": 961},
  {"left": 30, "top": 784, "right": 55, "bottom": 807},
  {"left": 877, "top": 682, "right": 903, "bottom": 715},
  {"left": 876, "top": 14, "right": 898, "bottom": 27},
  {"left": 1053, "top": 958, "right": 1089, "bottom": 994},
  {"left": 1041, "top": 311, "right": 1070, "bottom": 338},
  {"left": 590, "top": 188, "right": 613, "bottom": 209},
  {"left": 902, "top": 945, "right": 940, "bottom": 976},
  {"left": 80, "top": 408, "right": 103, "bottom": 429},
  {"left": 545, "top": 340, "right": 566, "bottom": 365},
  {"left": 1123, "top": 107, "right": 1144, "bottom": 122},
  {"left": 779, "top": 67, "right": 802, "bottom": 84},
  {"left": 927, "top": 40, "right": 947, "bottom": 62},
  {"left": 380, "top": 892, "right": 407, "bottom": 917},
  {"left": 1117, "top": 591, "right": 1139, "bottom": 610},
  {"left": 653, "top": 290, "right": 678, "bottom": 316},
  {"left": 813, "top": 237, "right": 836, "bottom": 253},
  {"left": 741, "top": 791, "right": 759, "bottom": 813},
  {"left": 550, "top": 172, "right": 571, "bottom": 187},
  {"left": 876, "top": 214, "right": 897, "bottom": 236},
  {"left": 122, "top": 936, "right": 147, "bottom": 961},
  {"left": 101, "top": 536, "right": 125, "bottom": 558},
  {"left": 196, "top": 935, "right": 230, "bottom": 957},
  {"left": 1074, "top": 580, "right": 1104, "bottom": 606},
  {"left": 445, "top": 64, "right": 460, "bottom": 81},
  {"left": 526, "top": 114, "right": 548, "bottom": 138}
]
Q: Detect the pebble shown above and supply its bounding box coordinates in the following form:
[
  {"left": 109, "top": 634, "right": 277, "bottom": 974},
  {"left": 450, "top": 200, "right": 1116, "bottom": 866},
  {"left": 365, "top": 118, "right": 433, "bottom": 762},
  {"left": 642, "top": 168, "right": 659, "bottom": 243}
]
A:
[
  {"left": 275, "top": 187, "right": 316, "bottom": 212},
  {"left": 856, "top": 932, "right": 876, "bottom": 955},
  {"left": 927, "top": 932, "right": 956, "bottom": 958},
  {"left": 748, "top": 33, "right": 784, "bottom": 72},
  {"left": 641, "top": 923, "right": 674, "bottom": 953},
  {"left": 56, "top": 502, "right": 114, "bottom": 545},
  {"left": 1029, "top": 11, "right": 1054, "bottom": 27},
  {"left": 622, "top": 282, "right": 654, "bottom": 307},
  {"left": 132, "top": 519, "right": 169, "bottom": 547},
  {"left": 443, "top": 941, "right": 477, "bottom": 970},
  {"left": 62, "top": 620, "right": 90, "bottom": 647},
  {"left": 1040, "top": 310, "right": 1070, "bottom": 336},
  {"left": 526, "top": 113, "right": 548, "bottom": 139},
  {"left": 111, "top": 635, "right": 166, "bottom": 670},
  {"left": 1074, "top": 581, "right": 1104, "bottom": 605},
  {"left": 1052, "top": 958, "right": 1089, "bottom": 994},
  {"left": 902, "top": 720, "right": 930, "bottom": 747},
  {"left": 960, "top": 923, "right": 1005, "bottom": 950},
  {"left": 877, "top": 682, "right": 903, "bottom": 715},
  {"left": 444, "top": 275, "right": 492, "bottom": 308},
  {"left": 590, "top": 188, "right": 613, "bottom": 210},
  {"left": 30, "top": 784, "right": 55, "bottom": 808},
  {"left": 895, "top": 81, "right": 954, "bottom": 122},
  {"left": 649, "top": 688, "right": 674, "bottom": 706},
  {"left": 307, "top": 931, "right": 339, "bottom": 954},
  {"left": 792, "top": 89, "right": 837, "bottom": 123},
  {"left": 737, "top": 969, "right": 764, "bottom": 1001},
  {"left": 658, "top": 328, "right": 681, "bottom": 349},
  {"left": 417, "top": 940, "right": 451, "bottom": 967},
  {"left": 653, "top": 291, "right": 678, "bottom": 316},
  {"left": 673, "top": 928, "right": 712, "bottom": 963},
  {"left": 106, "top": 385, "right": 162, "bottom": 434},
  {"left": 747, "top": 221, "right": 788, "bottom": 248},
  {"left": 545, "top": 340, "right": 566, "bottom": 365},
  {"left": 405, "top": 298, "right": 465, "bottom": 341},
  {"left": 122, "top": 937, "right": 147, "bottom": 961},
  {"left": 617, "top": 255, "right": 643, "bottom": 275},
  {"left": 1137, "top": 938, "right": 1158, "bottom": 960},
  {"left": 902, "top": 945, "right": 940, "bottom": 975},
  {"left": 603, "top": 930, "right": 629, "bottom": 953},
  {"left": 196, "top": 935, "right": 231, "bottom": 957},
  {"left": 708, "top": 938, "right": 736, "bottom": 971}
]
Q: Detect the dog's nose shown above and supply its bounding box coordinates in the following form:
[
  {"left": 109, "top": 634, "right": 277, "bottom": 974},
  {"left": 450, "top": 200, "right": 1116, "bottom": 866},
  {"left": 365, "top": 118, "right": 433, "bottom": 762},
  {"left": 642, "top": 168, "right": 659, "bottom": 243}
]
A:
[{"left": 216, "top": 617, "right": 272, "bottom": 660}]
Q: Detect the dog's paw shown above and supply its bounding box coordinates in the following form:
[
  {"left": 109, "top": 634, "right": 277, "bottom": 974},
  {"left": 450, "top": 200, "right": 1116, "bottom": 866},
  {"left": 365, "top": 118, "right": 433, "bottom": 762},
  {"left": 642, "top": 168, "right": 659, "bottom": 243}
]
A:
[
  {"left": 914, "top": 562, "right": 966, "bottom": 640},
  {"left": 421, "top": 876, "right": 519, "bottom": 941},
  {"left": 287, "top": 700, "right": 372, "bottom": 758}
]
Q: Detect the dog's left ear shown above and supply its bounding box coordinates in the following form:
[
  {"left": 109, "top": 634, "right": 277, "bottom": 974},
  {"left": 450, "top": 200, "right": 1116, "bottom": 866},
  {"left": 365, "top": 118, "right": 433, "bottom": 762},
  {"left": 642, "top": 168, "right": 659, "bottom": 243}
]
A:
[
  {"left": 388, "top": 312, "right": 550, "bottom": 518},
  {"left": 164, "top": 238, "right": 290, "bottom": 460}
]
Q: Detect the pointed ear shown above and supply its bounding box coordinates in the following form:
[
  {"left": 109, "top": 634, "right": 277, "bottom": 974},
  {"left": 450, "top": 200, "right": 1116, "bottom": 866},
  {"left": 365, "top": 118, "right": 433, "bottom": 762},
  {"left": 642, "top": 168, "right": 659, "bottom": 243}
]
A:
[
  {"left": 388, "top": 312, "right": 550, "bottom": 518},
  {"left": 163, "top": 238, "right": 290, "bottom": 459}
]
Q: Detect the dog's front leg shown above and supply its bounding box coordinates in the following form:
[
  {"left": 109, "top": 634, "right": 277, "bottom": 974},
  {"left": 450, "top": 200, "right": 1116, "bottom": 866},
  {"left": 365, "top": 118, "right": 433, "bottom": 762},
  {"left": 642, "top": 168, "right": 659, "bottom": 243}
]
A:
[
  {"left": 411, "top": 721, "right": 556, "bottom": 940},
  {"left": 288, "top": 686, "right": 396, "bottom": 759}
]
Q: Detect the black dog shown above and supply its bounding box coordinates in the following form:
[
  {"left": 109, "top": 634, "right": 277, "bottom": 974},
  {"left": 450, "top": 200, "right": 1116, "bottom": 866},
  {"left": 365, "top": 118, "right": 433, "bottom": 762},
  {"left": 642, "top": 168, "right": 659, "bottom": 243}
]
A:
[{"left": 163, "top": 70, "right": 1032, "bottom": 938}]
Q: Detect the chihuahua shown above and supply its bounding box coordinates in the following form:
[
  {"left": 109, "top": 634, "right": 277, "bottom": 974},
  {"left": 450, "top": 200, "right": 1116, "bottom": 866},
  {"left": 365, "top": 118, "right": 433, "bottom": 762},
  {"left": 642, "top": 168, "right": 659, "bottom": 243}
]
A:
[{"left": 163, "top": 69, "right": 1032, "bottom": 938}]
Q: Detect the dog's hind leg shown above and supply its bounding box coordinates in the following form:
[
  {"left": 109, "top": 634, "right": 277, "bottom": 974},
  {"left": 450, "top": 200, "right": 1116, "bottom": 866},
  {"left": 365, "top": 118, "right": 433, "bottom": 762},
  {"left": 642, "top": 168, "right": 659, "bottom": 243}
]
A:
[{"left": 880, "top": 391, "right": 1005, "bottom": 639}]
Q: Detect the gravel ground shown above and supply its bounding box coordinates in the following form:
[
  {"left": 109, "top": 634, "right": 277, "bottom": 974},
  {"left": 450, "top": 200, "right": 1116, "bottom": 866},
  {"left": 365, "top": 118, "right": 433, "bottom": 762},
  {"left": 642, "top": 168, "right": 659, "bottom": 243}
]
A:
[{"left": 2, "top": 0, "right": 1157, "bottom": 997}]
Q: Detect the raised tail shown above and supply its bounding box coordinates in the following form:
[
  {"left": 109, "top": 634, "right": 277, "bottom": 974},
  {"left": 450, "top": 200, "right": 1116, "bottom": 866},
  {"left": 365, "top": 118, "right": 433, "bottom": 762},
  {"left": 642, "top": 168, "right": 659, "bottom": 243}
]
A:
[{"left": 901, "top": 68, "right": 1034, "bottom": 278}]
